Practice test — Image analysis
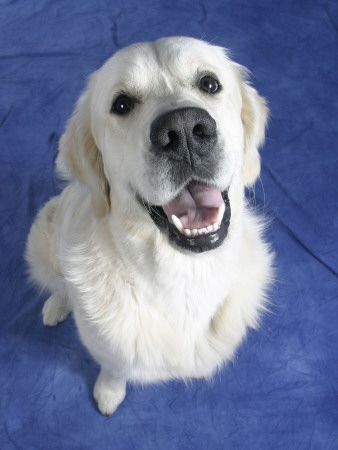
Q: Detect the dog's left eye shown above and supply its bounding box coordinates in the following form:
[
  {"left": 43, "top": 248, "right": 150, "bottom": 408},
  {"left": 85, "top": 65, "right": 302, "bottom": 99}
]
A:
[
  {"left": 199, "top": 75, "right": 221, "bottom": 94},
  {"left": 111, "top": 94, "right": 135, "bottom": 115}
]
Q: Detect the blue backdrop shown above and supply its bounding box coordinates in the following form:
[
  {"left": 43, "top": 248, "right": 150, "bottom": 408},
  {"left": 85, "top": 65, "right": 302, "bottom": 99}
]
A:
[{"left": 1, "top": 1, "right": 337, "bottom": 449}]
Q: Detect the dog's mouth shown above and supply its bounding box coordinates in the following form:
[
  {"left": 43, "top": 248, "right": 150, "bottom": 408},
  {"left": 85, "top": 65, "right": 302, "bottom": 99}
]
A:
[{"left": 139, "top": 181, "right": 231, "bottom": 253}]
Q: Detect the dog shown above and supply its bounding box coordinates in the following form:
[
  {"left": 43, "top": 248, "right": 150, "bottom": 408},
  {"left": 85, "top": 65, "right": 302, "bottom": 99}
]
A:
[{"left": 26, "top": 37, "right": 273, "bottom": 416}]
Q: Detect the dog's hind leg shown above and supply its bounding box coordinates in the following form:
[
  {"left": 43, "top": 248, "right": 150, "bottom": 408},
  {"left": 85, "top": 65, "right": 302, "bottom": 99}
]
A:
[
  {"left": 42, "top": 293, "right": 70, "bottom": 327},
  {"left": 26, "top": 196, "right": 71, "bottom": 326}
]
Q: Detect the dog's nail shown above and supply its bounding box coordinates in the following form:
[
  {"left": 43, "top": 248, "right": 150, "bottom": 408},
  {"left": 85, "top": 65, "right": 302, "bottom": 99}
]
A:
[
  {"left": 217, "top": 203, "right": 225, "bottom": 224},
  {"left": 172, "top": 215, "right": 184, "bottom": 232}
]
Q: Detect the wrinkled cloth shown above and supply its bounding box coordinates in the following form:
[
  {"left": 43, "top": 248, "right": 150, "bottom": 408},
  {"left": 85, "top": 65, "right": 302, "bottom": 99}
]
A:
[{"left": 0, "top": 1, "right": 337, "bottom": 449}]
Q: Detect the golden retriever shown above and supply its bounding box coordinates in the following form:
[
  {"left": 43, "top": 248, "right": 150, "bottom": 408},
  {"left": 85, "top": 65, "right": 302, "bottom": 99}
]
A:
[{"left": 26, "top": 37, "right": 273, "bottom": 415}]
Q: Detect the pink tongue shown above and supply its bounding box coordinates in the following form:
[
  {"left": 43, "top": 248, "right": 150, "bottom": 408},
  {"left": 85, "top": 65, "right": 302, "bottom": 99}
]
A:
[{"left": 162, "top": 183, "right": 224, "bottom": 229}]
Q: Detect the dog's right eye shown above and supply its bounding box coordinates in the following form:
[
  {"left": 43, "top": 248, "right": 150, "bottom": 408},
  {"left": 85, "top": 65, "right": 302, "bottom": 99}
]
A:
[{"left": 111, "top": 95, "right": 135, "bottom": 116}]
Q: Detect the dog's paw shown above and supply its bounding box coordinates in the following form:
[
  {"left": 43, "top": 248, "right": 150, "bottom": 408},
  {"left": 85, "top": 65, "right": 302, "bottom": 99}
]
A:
[
  {"left": 93, "top": 370, "right": 126, "bottom": 416},
  {"left": 42, "top": 293, "right": 70, "bottom": 327}
]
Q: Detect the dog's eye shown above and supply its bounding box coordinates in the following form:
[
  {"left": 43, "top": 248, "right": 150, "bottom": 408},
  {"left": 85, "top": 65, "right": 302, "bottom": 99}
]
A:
[
  {"left": 111, "top": 95, "right": 135, "bottom": 115},
  {"left": 199, "top": 75, "right": 221, "bottom": 94}
]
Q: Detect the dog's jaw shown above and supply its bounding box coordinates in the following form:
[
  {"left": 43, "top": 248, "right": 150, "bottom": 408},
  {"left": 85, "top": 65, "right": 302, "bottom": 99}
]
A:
[{"left": 138, "top": 188, "right": 231, "bottom": 253}]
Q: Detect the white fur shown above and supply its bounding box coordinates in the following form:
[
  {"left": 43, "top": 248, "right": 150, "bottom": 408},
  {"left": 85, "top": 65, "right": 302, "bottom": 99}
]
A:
[{"left": 26, "top": 37, "right": 273, "bottom": 416}]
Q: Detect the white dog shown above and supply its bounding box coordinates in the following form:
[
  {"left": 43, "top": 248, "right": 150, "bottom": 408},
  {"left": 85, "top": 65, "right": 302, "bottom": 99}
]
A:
[{"left": 26, "top": 37, "right": 273, "bottom": 415}]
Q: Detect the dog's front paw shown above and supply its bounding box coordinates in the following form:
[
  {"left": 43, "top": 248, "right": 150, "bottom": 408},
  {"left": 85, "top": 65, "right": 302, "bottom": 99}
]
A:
[
  {"left": 93, "top": 370, "right": 126, "bottom": 416},
  {"left": 42, "top": 293, "right": 70, "bottom": 327}
]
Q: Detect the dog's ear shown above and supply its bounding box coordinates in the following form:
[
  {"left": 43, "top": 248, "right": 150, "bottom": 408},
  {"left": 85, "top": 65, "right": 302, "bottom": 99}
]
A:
[
  {"left": 235, "top": 66, "right": 269, "bottom": 186},
  {"left": 56, "top": 86, "right": 110, "bottom": 218}
]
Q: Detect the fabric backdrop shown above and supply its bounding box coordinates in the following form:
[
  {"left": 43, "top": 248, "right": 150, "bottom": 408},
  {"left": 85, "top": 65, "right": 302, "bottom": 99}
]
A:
[{"left": 1, "top": 1, "right": 337, "bottom": 449}]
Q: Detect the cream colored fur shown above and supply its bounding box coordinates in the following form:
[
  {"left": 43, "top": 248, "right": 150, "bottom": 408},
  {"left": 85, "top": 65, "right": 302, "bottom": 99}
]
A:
[{"left": 26, "top": 37, "right": 273, "bottom": 416}]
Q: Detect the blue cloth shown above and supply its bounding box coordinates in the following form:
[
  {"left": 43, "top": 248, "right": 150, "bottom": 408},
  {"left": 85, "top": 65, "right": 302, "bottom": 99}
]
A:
[{"left": 1, "top": 1, "right": 337, "bottom": 448}]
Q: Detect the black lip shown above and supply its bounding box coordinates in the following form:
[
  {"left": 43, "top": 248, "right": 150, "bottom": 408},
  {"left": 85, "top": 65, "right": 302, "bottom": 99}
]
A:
[{"left": 139, "top": 191, "right": 231, "bottom": 253}]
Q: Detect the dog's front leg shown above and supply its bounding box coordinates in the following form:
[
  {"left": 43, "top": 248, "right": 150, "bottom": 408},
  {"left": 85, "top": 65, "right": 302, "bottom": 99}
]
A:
[{"left": 93, "top": 368, "right": 126, "bottom": 416}]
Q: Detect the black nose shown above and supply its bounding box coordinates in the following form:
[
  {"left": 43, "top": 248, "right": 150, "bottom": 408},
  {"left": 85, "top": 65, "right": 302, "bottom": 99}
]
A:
[{"left": 150, "top": 107, "right": 217, "bottom": 163}]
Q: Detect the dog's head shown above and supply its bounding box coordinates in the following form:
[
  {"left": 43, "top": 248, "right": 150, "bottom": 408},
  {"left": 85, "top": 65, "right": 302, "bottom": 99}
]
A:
[{"left": 57, "top": 37, "right": 268, "bottom": 253}]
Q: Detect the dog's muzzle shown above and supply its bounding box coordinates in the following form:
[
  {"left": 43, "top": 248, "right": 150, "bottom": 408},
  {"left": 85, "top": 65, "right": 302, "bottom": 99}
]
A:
[{"left": 141, "top": 107, "right": 231, "bottom": 253}]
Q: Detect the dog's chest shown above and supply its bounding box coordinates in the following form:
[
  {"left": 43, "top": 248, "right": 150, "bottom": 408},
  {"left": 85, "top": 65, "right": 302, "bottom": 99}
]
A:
[
  {"left": 65, "top": 217, "right": 234, "bottom": 334},
  {"left": 61, "top": 210, "right": 236, "bottom": 379},
  {"left": 137, "top": 261, "right": 230, "bottom": 332}
]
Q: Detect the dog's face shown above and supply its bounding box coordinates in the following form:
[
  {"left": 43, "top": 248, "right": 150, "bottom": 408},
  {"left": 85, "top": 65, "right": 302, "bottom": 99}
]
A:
[{"left": 57, "top": 37, "right": 268, "bottom": 252}]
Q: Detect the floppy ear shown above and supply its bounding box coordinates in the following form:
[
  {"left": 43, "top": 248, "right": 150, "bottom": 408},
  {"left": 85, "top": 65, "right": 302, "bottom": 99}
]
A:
[
  {"left": 56, "top": 87, "right": 110, "bottom": 218},
  {"left": 237, "top": 68, "right": 269, "bottom": 186}
]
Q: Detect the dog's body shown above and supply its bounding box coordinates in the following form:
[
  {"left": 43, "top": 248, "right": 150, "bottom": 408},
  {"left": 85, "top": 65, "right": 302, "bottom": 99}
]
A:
[{"left": 26, "top": 37, "right": 273, "bottom": 415}]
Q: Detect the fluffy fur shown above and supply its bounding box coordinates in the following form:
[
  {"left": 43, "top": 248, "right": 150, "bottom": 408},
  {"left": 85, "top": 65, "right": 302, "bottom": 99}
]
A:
[{"left": 26, "top": 37, "right": 273, "bottom": 416}]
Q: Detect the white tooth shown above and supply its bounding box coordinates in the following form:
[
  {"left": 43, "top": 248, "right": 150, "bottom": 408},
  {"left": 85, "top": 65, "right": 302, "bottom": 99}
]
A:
[
  {"left": 212, "top": 222, "right": 220, "bottom": 232},
  {"left": 192, "top": 229, "right": 198, "bottom": 236},
  {"left": 184, "top": 229, "right": 192, "bottom": 237},
  {"left": 207, "top": 225, "right": 213, "bottom": 232},
  {"left": 172, "top": 215, "right": 184, "bottom": 233},
  {"left": 217, "top": 203, "right": 225, "bottom": 224}
]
